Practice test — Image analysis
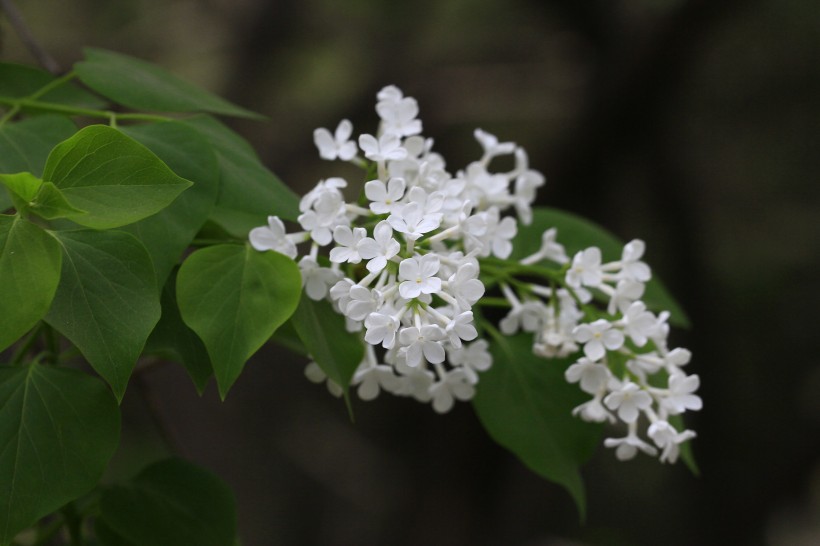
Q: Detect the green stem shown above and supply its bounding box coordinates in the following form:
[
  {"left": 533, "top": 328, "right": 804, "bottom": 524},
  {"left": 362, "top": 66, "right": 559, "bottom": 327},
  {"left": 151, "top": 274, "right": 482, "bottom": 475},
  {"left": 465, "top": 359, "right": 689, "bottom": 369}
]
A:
[
  {"left": 0, "top": 96, "right": 173, "bottom": 123},
  {"left": 29, "top": 71, "right": 77, "bottom": 100},
  {"left": 475, "top": 296, "right": 511, "bottom": 308}
]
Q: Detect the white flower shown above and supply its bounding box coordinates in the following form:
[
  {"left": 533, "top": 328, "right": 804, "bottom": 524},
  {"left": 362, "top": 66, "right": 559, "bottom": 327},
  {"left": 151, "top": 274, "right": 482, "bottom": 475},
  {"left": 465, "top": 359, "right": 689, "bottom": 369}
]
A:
[
  {"left": 661, "top": 373, "right": 702, "bottom": 414},
  {"left": 352, "top": 363, "right": 400, "bottom": 400},
  {"left": 297, "top": 190, "right": 347, "bottom": 245},
  {"left": 449, "top": 339, "right": 492, "bottom": 383},
  {"left": 429, "top": 369, "right": 475, "bottom": 413},
  {"left": 647, "top": 420, "right": 696, "bottom": 463},
  {"left": 501, "top": 299, "right": 548, "bottom": 336},
  {"left": 329, "top": 226, "right": 366, "bottom": 264},
  {"left": 377, "top": 95, "right": 422, "bottom": 137},
  {"left": 447, "top": 263, "right": 485, "bottom": 310},
  {"left": 572, "top": 397, "right": 616, "bottom": 423},
  {"left": 565, "top": 358, "right": 611, "bottom": 395},
  {"left": 443, "top": 311, "right": 478, "bottom": 349},
  {"left": 249, "top": 216, "right": 297, "bottom": 258},
  {"left": 620, "top": 301, "right": 657, "bottom": 347},
  {"left": 474, "top": 128, "right": 516, "bottom": 160},
  {"left": 399, "top": 325, "right": 446, "bottom": 367},
  {"left": 365, "top": 177, "right": 405, "bottom": 214},
  {"left": 313, "top": 119, "right": 357, "bottom": 161},
  {"left": 299, "top": 257, "right": 341, "bottom": 300},
  {"left": 345, "top": 285, "right": 379, "bottom": 321},
  {"left": 573, "top": 319, "right": 625, "bottom": 361},
  {"left": 357, "top": 221, "right": 400, "bottom": 273},
  {"left": 394, "top": 368, "right": 436, "bottom": 402},
  {"left": 566, "top": 247, "right": 603, "bottom": 288},
  {"left": 358, "top": 133, "right": 408, "bottom": 162},
  {"left": 604, "top": 433, "right": 658, "bottom": 461},
  {"left": 387, "top": 202, "right": 441, "bottom": 241},
  {"left": 620, "top": 240, "right": 651, "bottom": 282},
  {"left": 520, "top": 227, "right": 567, "bottom": 265},
  {"left": 364, "top": 312, "right": 400, "bottom": 349},
  {"left": 477, "top": 207, "right": 517, "bottom": 259},
  {"left": 608, "top": 279, "right": 645, "bottom": 315},
  {"left": 604, "top": 381, "right": 653, "bottom": 423},
  {"left": 398, "top": 254, "right": 441, "bottom": 299}
]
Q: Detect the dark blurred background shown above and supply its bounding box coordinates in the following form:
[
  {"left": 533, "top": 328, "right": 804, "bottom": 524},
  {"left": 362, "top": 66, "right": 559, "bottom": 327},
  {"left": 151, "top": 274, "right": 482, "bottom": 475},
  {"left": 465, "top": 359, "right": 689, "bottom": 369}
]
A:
[{"left": 3, "top": 0, "right": 819, "bottom": 544}]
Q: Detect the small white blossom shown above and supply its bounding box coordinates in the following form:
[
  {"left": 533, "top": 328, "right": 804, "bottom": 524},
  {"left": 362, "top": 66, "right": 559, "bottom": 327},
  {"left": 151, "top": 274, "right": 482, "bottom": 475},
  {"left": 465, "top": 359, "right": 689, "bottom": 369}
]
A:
[
  {"left": 314, "top": 119, "right": 357, "bottom": 161},
  {"left": 398, "top": 254, "right": 441, "bottom": 299},
  {"left": 249, "top": 216, "right": 298, "bottom": 258},
  {"left": 604, "top": 381, "right": 652, "bottom": 423}
]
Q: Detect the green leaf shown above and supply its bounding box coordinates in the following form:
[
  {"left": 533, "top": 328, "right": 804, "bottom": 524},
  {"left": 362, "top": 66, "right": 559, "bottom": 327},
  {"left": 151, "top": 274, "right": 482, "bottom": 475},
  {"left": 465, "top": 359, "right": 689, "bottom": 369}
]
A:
[
  {"left": 99, "top": 458, "right": 236, "bottom": 546},
  {"left": 119, "top": 121, "right": 220, "bottom": 285},
  {"left": 0, "top": 172, "right": 85, "bottom": 220},
  {"left": 513, "top": 207, "right": 691, "bottom": 328},
  {"left": 0, "top": 364, "right": 120, "bottom": 546},
  {"left": 472, "top": 333, "right": 603, "bottom": 518},
  {"left": 28, "top": 182, "right": 86, "bottom": 220},
  {"left": 44, "top": 230, "right": 161, "bottom": 400},
  {"left": 0, "top": 172, "right": 41, "bottom": 201},
  {"left": 0, "top": 215, "right": 62, "bottom": 352},
  {"left": 0, "top": 63, "right": 106, "bottom": 108},
  {"left": 177, "top": 245, "right": 301, "bottom": 398},
  {"left": 0, "top": 115, "right": 77, "bottom": 176},
  {"left": 289, "top": 297, "right": 363, "bottom": 394},
  {"left": 43, "top": 125, "right": 192, "bottom": 230},
  {"left": 144, "top": 269, "right": 212, "bottom": 394},
  {"left": 181, "top": 116, "right": 300, "bottom": 236},
  {"left": 0, "top": 116, "right": 78, "bottom": 211},
  {"left": 75, "top": 48, "right": 261, "bottom": 119}
]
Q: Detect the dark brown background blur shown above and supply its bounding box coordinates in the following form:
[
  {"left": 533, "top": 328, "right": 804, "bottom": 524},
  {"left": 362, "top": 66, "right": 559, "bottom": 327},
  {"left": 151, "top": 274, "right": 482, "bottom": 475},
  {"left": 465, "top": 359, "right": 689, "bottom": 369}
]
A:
[{"left": 3, "top": 0, "right": 819, "bottom": 544}]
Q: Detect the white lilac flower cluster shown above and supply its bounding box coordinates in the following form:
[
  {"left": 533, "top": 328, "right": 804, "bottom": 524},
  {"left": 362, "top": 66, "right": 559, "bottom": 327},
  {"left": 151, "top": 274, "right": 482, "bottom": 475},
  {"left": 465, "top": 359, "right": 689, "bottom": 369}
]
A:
[
  {"left": 248, "top": 85, "right": 700, "bottom": 462},
  {"left": 499, "top": 239, "right": 702, "bottom": 463}
]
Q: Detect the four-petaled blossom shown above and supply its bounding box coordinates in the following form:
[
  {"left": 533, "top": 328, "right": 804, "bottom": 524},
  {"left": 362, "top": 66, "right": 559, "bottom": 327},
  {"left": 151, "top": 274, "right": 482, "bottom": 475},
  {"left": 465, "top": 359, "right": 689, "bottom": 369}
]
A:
[
  {"left": 566, "top": 247, "right": 603, "bottom": 288},
  {"left": 398, "top": 254, "right": 441, "bottom": 299},
  {"left": 359, "top": 133, "right": 408, "bottom": 162},
  {"left": 604, "top": 381, "right": 652, "bottom": 423},
  {"left": 314, "top": 119, "right": 357, "bottom": 161},
  {"left": 573, "top": 319, "right": 625, "bottom": 361},
  {"left": 329, "top": 226, "right": 366, "bottom": 264},
  {"left": 399, "top": 325, "right": 446, "bottom": 367},
  {"left": 365, "top": 178, "right": 406, "bottom": 214},
  {"left": 387, "top": 202, "right": 441, "bottom": 240},
  {"left": 357, "top": 221, "right": 400, "bottom": 273},
  {"left": 249, "top": 216, "right": 297, "bottom": 258}
]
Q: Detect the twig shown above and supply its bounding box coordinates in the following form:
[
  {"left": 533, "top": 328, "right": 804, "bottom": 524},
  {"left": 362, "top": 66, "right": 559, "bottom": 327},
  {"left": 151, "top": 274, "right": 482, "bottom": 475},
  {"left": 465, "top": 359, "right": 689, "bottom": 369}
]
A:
[{"left": 0, "top": 0, "right": 61, "bottom": 74}]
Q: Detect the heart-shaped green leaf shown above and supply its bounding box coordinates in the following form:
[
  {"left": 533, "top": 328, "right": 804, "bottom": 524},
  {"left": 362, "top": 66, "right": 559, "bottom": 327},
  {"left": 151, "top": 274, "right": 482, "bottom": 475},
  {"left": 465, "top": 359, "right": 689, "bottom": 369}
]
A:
[
  {"left": 45, "top": 230, "right": 161, "bottom": 400},
  {"left": 43, "top": 125, "right": 192, "bottom": 230},
  {"left": 177, "top": 245, "right": 301, "bottom": 398},
  {"left": 472, "top": 333, "right": 603, "bottom": 519},
  {"left": 289, "top": 297, "right": 363, "bottom": 395},
  {"left": 0, "top": 364, "right": 120, "bottom": 545},
  {"left": 99, "top": 458, "right": 236, "bottom": 546},
  {"left": 0, "top": 215, "right": 62, "bottom": 351}
]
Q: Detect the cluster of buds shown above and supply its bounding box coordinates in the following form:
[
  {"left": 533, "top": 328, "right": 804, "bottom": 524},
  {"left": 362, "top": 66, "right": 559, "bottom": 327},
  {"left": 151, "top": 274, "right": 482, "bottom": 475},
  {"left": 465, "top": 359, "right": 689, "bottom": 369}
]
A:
[{"left": 249, "top": 85, "right": 700, "bottom": 462}]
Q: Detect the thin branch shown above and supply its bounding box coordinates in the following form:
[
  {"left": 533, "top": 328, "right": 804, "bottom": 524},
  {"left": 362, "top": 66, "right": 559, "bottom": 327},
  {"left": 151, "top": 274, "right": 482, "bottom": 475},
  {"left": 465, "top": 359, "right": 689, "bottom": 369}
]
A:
[{"left": 0, "top": 0, "right": 60, "bottom": 74}]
